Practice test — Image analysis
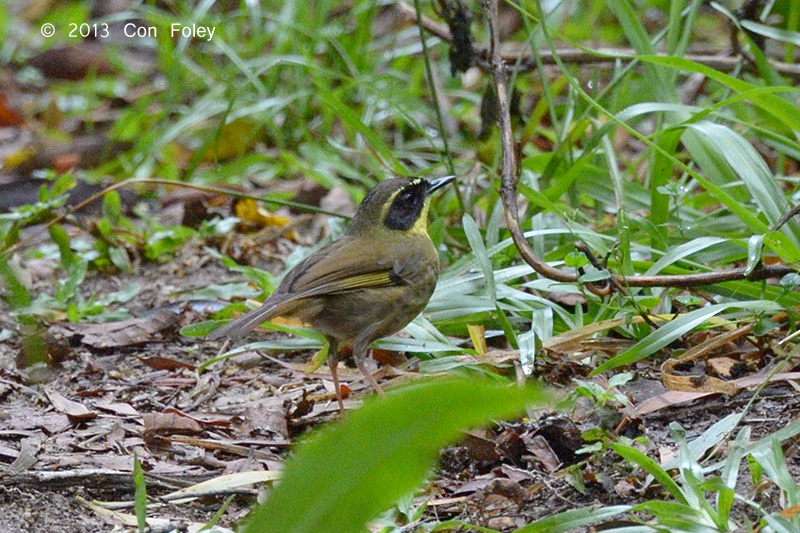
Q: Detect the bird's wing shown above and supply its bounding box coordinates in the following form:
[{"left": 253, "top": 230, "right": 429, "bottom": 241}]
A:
[
  {"left": 282, "top": 236, "right": 403, "bottom": 299},
  {"left": 207, "top": 237, "right": 407, "bottom": 340}
]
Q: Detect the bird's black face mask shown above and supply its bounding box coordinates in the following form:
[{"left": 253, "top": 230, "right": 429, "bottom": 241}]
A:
[{"left": 383, "top": 179, "right": 429, "bottom": 231}]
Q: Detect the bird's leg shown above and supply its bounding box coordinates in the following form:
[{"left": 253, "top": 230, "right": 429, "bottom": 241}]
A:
[
  {"left": 355, "top": 348, "right": 386, "bottom": 398},
  {"left": 214, "top": 338, "right": 230, "bottom": 357},
  {"left": 326, "top": 338, "right": 346, "bottom": 415}
]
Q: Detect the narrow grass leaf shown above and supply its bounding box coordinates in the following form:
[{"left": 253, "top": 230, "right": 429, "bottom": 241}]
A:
[
  {"left": 688, "top": 122, "right": 797, "bottom": 243},
  {"left": 164, "top": 471, "right": 281, "bottom": 503},
  {"left": 592, "top": 301, "right": 783, "bottom": 374},
  {"left": 0, "top": 257, "right": 31, "bottom": 309},
  {"left": 462, "top": 213, "right": 518, "bottom": 346},
  {"left": 741, "top": 20, "right": 800, "bottom": 47},
  {"left": 317, "top": 90, "right": 407, "bottom": 175},
  {"left": 374, "top": 337, "right": 462, "bottom": 354},
  {"left": 616, "top": 102, "right": 701, "bottom": 121},
  {"left": 644, "top": 237, "right": 728, "bottom": 276},
  {"left": 661, "top": 412, "right": 743, "bottom": 471},
  {"left": 612, "top": 443, "right": 686, "bottom": 504},
  {"left": 636, "top": 501, "right": 720, "bottom": 532},
  {"left": 602, "top": 135, "right": 625, "bottom": 210},
  {"left": 746, "top": 32, "right": 788, "bottom": 88},
  {"left": 608, "top": 0, "right": 672, "bottom": 101},
  {"left": 417, "top": 356, "right": 506, "bottom": 377},
  {"left": 650, "top": 129, "right": 682, "bottom": 229},
  {"left": 636, "top": 55, "right": 800, "bottom": 134},
  {"left": 199, "top": 494, "right": 235, "bottom": 532},
  {"left": 715, "top": 487, "right": 735, "bottom": 528},
  {"left": 516, "top": 504, "right": 632, "bottom": 532},
  {"left": 133, "top": 452, "right": 147, "bottom": 533},
  {"left": 746, "top": 418, "right": 800, "bottom": 457},
  {"left": 518, "top": 182, "right": 563, "bottom": 215},
  {"left": 763, "top": 514, "right": 800, "bottom": 533},
  {"left": 721, "top": 427, "right": 750, "bottom": 491},
  {"left": 666, "top": 0, "right": 687, "bottom": 55},
  {"left": 242, "top": 378, "right": 548, "bottom": 533},
  {"left": 751, "top": 437, "right": 799, "bottom": 508},
  {"left": 463, "top": 213, "right": 496, "bottom": 301},
  {"left": 764, "top": 231, "right": 800, "bottom": 266},
  {"left": 670, "top": 132, "right": 770, "bottom": 234}
]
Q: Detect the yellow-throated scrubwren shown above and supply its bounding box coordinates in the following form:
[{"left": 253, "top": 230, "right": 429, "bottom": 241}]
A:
[{"left": 208, "top": 176, "right": 454, "bottom": 411}]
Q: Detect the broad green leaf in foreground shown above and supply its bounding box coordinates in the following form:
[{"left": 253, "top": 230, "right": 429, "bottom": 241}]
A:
[{"left": 242, "top": 377, "right": 550, "bottom": 533}]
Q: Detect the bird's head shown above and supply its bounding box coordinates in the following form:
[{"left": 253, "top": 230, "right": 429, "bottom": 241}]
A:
[{"left": 347, "top": 176, "right": 455, "bottom": 238}]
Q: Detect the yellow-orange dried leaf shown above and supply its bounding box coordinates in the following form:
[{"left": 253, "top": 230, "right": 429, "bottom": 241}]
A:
[
  {"left": 468, "top": 324, "right": 488, "bottom": 355},
  {"left": 235, "top": 198, "right": 291, "bottom": 229}
]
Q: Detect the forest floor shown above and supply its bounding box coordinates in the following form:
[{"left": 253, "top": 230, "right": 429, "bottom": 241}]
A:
[{"left": 2, "top": 230, "right": 797, "bottom": 532}]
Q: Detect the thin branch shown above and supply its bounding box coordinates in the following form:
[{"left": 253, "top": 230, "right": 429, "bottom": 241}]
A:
[
  {"left": 401, "top": 1, "right": 800, "bottom": 80},
  {"left": 0, "top": 178, "right": 347, "bottom": 260}
]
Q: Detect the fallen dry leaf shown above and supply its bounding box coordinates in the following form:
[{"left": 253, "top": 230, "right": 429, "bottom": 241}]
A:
[
  {"left": 0, "top": 94, "right": 24, "bottom": 126},
  {"left": 45, "top": 389, "right": 96, "bottom": 421},
  {"left": 28, "top": 43, "right": 114, "bottom": 80},
  {"left": 53, "top": 305, "right": 184, "bottom": 348},
  {"left": 142, "top": 412, "right": 203, "bottom": 437}
]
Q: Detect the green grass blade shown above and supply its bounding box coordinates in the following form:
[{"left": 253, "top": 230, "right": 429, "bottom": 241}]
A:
[
  {"left": 611, "top": 443, "right": 686, "bottom": 504},
  {"left": 636, "top": 501, "right": 720, "bottom": 532},
  {"left": 317, "top": 88, "right": 407, "bottom": 175},
  {"left": 764, "top": 231, "right": 800, "bottom": 266},
  {"left": 0, "top": 256, "right": 31, "bottom": 310},
  {"left": 741, "top": 20, "right": 800, "bottom": 47},
  {"left": 636, "top": 55, "right": 800, "bottom": 135},
  {"left": 608, "top": 0, "right": 673, "bottom": 101},
  {"left": 644, "top": 237, "right": 728, "bottom": 276},
  {"left": 687, "top": 122, "right": 799, "bottom": 245},
  {"left": 650, "top": 128, "right": 682, "bottom": 229},
  {"left": 463, "top": 213, "right": 496, "bottom": 302},
  {"left": 516, "top": 504, "right": 632, "bottom": 532},
  {"left": 680, "top": 128, "right": 773, "bottom": 234},
  {"left": 133, "top": 452, "right": 147, "bottom": 533},
  {"left": 592, "top": 300, "right": 783, "bottom": 375}
]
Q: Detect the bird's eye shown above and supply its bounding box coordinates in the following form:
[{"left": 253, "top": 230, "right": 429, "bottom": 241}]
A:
[{"left": 399, "top": 191, "right": 415, "bottom": 205}]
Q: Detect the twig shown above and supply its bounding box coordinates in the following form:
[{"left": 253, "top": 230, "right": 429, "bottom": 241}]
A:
[
  {"left": 401, "top": 1, "right": 800, "bottom": 79},
  {"left": 0, "top": 468, "right": 185, "bottom": 491},
  {"left": 772, "top": 204, "right": 800, "bottom": 232},
  {"left": 0, "top": 177, "right": 346, "bottom": 260}
]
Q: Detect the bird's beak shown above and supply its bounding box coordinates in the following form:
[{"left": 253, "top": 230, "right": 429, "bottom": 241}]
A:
[{"left": 427, "top": 175, "right": 456, "bottom": 194}]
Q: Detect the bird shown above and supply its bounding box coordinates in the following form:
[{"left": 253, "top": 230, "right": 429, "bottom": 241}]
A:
[{"left": 207, "top": 176, "right": 455, "bottom": 412}]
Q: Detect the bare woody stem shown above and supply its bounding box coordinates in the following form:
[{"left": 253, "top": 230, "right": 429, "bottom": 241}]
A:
[{"left": 400, "top": 1, "right": 800, "bottom": 80}]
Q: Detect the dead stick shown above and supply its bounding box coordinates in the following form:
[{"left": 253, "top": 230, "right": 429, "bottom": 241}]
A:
[{"left": 404, "top": 0, "right": 800, "bottom": 79}]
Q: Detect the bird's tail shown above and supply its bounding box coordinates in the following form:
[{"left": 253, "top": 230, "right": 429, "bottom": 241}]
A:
[{"left": 206, "top": 301, "right": 280, "bottom": 340}]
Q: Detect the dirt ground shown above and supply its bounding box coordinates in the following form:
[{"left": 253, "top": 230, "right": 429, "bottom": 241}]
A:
[{"left": 1, "top": 236, "right": 798, "bottom": 532}]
